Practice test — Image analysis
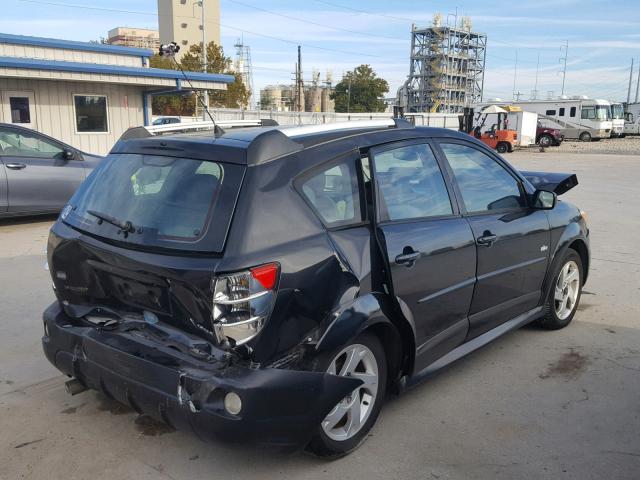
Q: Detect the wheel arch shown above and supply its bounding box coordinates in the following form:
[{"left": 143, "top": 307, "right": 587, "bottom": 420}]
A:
[
  {"left": 314, "top": 292, "right": 416, "bottom": 392},
  {"left": 542, "top": 226, "right": 589, "bottom": 301}
]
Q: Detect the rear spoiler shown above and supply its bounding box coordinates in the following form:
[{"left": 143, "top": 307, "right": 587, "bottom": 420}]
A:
[{"left": 520, "top": 171, "right": 578, "bottom": 195}]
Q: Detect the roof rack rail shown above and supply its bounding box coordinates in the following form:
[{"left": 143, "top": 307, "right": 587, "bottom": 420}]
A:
[
  {"left": 119, "top": 119, "right": 278, "bottom": 140},
  {"left": 280, "top": 118, "right": 412, "bottom": 138}
]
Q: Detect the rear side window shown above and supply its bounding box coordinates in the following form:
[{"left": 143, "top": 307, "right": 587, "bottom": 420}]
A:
[
  {"left": 439, "top": 143, "right": 524, "bottom": 213},
  {"left": 300, "top": 160, "right": 360, "bottom": 226},
  {"left": 559, "top": 107, "right": 565, "bottom": 116},
  {"left": 546, "top": 109, "right": 556, "bottom": 116},
  {"left": 372, "top": 143, "right": 453, "bottom": 221},
  {"left": 64, "top": 153, "right": 244, "bottom": 252},
  {"left": 570, "top": 107, "right": 577, "bottom": 117}
]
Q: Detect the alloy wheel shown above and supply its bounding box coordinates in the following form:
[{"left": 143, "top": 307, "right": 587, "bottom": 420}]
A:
[
  {"left": 554, "top": 260, "right": 580, "bottom": 320},
  {"left": 321, "top": 344, "right": 379, "bottom": 442}
]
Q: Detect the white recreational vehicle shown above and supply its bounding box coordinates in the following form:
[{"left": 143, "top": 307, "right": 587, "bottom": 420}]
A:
[
  {"left": 610, "top": 102, "right": 625, "bottom": 137},
  {"left": 511, "top": 97, "right": 612, "bottom": 141},
  {"left": 623, "top": 103, "right": 640, "bottom": 136}
]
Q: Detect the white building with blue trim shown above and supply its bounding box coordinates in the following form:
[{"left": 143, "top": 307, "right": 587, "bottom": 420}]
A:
[{"left": 0, "top": 33, "right": 234, "bottom": 154}]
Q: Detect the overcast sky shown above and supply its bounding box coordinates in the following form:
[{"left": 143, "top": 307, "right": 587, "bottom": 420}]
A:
[{"left": 2, "top": 0, "right": 640, "bottom": 102}]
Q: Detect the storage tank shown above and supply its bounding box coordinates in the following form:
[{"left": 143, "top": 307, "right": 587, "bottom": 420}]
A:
[
  {"left": 305, "top": 86, "right": 323, "bottom": 112},
  {"left": 321, "top": 87, "right": 335, "bottom": 112}
]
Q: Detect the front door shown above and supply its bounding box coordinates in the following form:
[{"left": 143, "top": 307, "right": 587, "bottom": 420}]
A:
[
  {"left": 2, "top": 91, "right": 36, "bottom": 129},
  {"left": 369, "top": 140, "right": 476, "bottom": 372},
  {"left": 436, "top": 140, "right": 551, "bottom": 339},
  {"left": 0, "top": 127, "right": 85, "bottom": 213}
]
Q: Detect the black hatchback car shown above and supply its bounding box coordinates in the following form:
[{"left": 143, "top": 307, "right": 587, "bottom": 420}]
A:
[{"left": 42, "top": 119, "right": 589, "bottom": 457}]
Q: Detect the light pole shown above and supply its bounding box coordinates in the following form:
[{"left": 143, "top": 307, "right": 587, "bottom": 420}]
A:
[{"left": 196, "top": 0, "right": 208, "bottom": 120}]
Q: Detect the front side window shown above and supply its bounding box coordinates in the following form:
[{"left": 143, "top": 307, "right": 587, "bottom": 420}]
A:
[
  {"left": 439, "top": 143, "right": 524, "bottom": 213},
  {"left": 581, "top": 107, "right": 595, "bottom": 120},
  {"left": 372, "top": 143, "right": 452, "bottom": 221},
  {"left": 300, "top": 160, "right": 360, "bottom": 226},
  {"left": 9, "top": 97, "right": 30, "bottom": 123},
  {"left": 74, "top": 95, "right": 108, "bottom": 133},
  {"left": 0, "top": 128, "right": 64, "bottom": 158}
]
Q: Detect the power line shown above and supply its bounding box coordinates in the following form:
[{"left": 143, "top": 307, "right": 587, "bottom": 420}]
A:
[
  {"left": 14, "top": 0, "right": 381, "bottom": 58},
  {"left": 226, "top": 0, "right": 404, "bottom": 41},
  {"left": 312, "top": 0, "right": 415, "bottom": 23}
]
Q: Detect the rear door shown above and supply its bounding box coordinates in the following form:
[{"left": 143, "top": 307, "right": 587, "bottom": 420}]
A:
[
  {"left": 0, "top": 126, "right": 85, "bottom": 213},
  {"left": 436, "top": 140, "right": 551, "bottom": 339},
  {"left": 369, "top": 140, "right": 476, "bottom": 371}
]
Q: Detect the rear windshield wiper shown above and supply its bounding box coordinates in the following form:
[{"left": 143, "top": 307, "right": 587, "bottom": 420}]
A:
[{"left": 87, "top": 210, "right": 140, "bottom": 235}]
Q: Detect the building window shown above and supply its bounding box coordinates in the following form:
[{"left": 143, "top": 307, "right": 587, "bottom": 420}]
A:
[
  {"left": 570, "top": 106, "right": 576, "bottom": 117},
  {"left": 180, "top": 0, "right": 186, "bottom": 3},
  {"left": 199, "top": 24, "right": 203, "bottom": 30},
  {"left": 9, "top": 97, "right": 31, "bottom": 123},
  {"left": 545, "top": 109, "right": 556, "bottom": 116},
  {"left": 181, "top": 23, "right": 188, "bottom": 28},
  {"left": 559, "top": 107, "right": 565, "bottom": 116},
  {"left": 181, "top": 40, "right": 188, "bottom": 45},
  {"left": 73, "top": 95, "right": 108, "bottom": 133}
]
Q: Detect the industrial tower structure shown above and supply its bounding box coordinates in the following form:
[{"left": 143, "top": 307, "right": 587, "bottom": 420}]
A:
[
  {"left": 234, "top": 38, "right": 254, "bottom": 109},
  {"left": 402, "top": 15, "right": 486, "bottom": 113}
]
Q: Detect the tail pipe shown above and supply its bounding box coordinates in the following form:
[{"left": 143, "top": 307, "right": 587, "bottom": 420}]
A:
[{"left": 65, "top": 378, "right": 88, "bottom": 396}]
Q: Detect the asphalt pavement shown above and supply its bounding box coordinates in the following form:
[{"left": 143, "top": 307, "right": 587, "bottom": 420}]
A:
[{"left": 0, "top": 151, "right": 638, "bottom": 480}]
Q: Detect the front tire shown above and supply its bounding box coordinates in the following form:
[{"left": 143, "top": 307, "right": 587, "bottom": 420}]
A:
[
  {"left": 537, "top": 250, "right": 583, "bottom": 330},
  {"left": 579, "top": 131, "right": 592, "bottom": 142},
  {"left": 306, "top": 332, "right": 387, "bottom": 458}
]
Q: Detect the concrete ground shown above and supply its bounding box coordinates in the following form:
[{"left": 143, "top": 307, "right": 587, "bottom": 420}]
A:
[{"left": 0, "top": 151, "right": 638, "bottom": 480}]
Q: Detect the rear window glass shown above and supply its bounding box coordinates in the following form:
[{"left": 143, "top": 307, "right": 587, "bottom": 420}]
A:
[{"left": 63, "top": 153, "right": 243, "bottom": 252}]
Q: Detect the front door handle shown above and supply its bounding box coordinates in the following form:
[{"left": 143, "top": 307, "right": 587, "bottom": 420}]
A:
[
  {"left": 6, "top": 163, "right": 26, "bottom": 170},
  {"left": 476, "top": 233, "right": 497, "bottom": 246},
  {"left": 395, "top": 250, "right": 421, "bottom": 266}
]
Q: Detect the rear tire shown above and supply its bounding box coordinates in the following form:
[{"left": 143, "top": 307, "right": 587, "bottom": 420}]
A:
[
  {"left": 538, "top": 134, "right": 553, "bottom": 148},
  {"left": 306, "top": 332, "right": 387, "bottom": 458},
  {"left": 537, "top": 250, "right": 583, "bottom": 330},
  {"left": 496, "top": 142, "right": 509, "bottom": 153},
  {"left": 579, "top": 131, "right": 592, "bottom": 142}
]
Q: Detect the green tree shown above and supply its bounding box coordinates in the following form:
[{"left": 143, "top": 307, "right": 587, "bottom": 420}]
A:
[
  {"left": 180, "top": 43, "right": 249, "bottom": 109},
  {"left": 149, "top": 54, "right": 195, "bottom": 116},
  {"left": 332, "top": 65, "right": 389, "bottom": 113},
  {"left": 149, "top": 42, "right": 250, "bottom": 115}
]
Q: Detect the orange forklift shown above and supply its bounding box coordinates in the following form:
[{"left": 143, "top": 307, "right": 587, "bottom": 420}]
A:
[{"left": 459, "top": 105, "right": 518, "bottom": 153}]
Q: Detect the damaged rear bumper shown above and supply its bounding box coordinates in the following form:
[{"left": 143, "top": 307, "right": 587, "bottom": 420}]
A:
[{"left": 42, "top": 302, "right": 359, "bottom": 451}]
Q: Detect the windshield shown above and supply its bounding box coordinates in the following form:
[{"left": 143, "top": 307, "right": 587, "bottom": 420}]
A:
[
  {"left": 611, "top": 104, "right": 624, "bottom": 119},
  {"left": 63, "top": 153, "right": 244, "bottom": 252},
  {"left": 595, "top": 105, "right": 610, "bottom": 120}
]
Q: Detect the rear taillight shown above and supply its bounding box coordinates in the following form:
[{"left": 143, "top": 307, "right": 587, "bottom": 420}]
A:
[{"left": 212, "top": 263, "right": 279, "bottom": 346}]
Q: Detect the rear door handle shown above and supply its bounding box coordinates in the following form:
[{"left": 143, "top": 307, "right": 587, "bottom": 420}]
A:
[
  {"left": 476, "top": 233, "right": 497, "bottom": 246},
  {"left": 395, "top": 251, "right": 421, "bottom": 266},
  {"left": 6, "top": 163, "right": 26, "bottom": 170}
]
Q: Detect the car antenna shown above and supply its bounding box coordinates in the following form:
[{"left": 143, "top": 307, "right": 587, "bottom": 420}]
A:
[{"left": 159, "top": 42, "right": 222, "bottom": 135}]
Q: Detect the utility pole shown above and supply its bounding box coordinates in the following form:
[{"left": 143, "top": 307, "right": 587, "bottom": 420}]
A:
[
  {"left": 347, "top": 73, "right": 352, "bottom": 114},
  {"left": 512, "top": 49, "right": 518, "bottom": 100},
  {"left": 560, "top": 41, "right": 568, "bottom": 96},
  {"left": 627, "top": 58, "right": 634, "bottom": 105},
  {"left": 294, "top": 45, "right": 304, "bottom": 112},
  {"left": 635, "top": 61, "right": 640, "bottom": 103},
  {"left": 201, "top": 0, "right": 208, "bottom": 120},
  {"left": 533, "top": 52, "right": 540, "bottom": 100}
]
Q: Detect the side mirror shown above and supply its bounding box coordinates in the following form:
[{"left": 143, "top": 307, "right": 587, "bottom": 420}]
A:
[
  {"left": 63, "top": 149, "right": 76, "bottom": 160},
  {"left": 533, "top": 189, "right": 556, "bottom": 210}
]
